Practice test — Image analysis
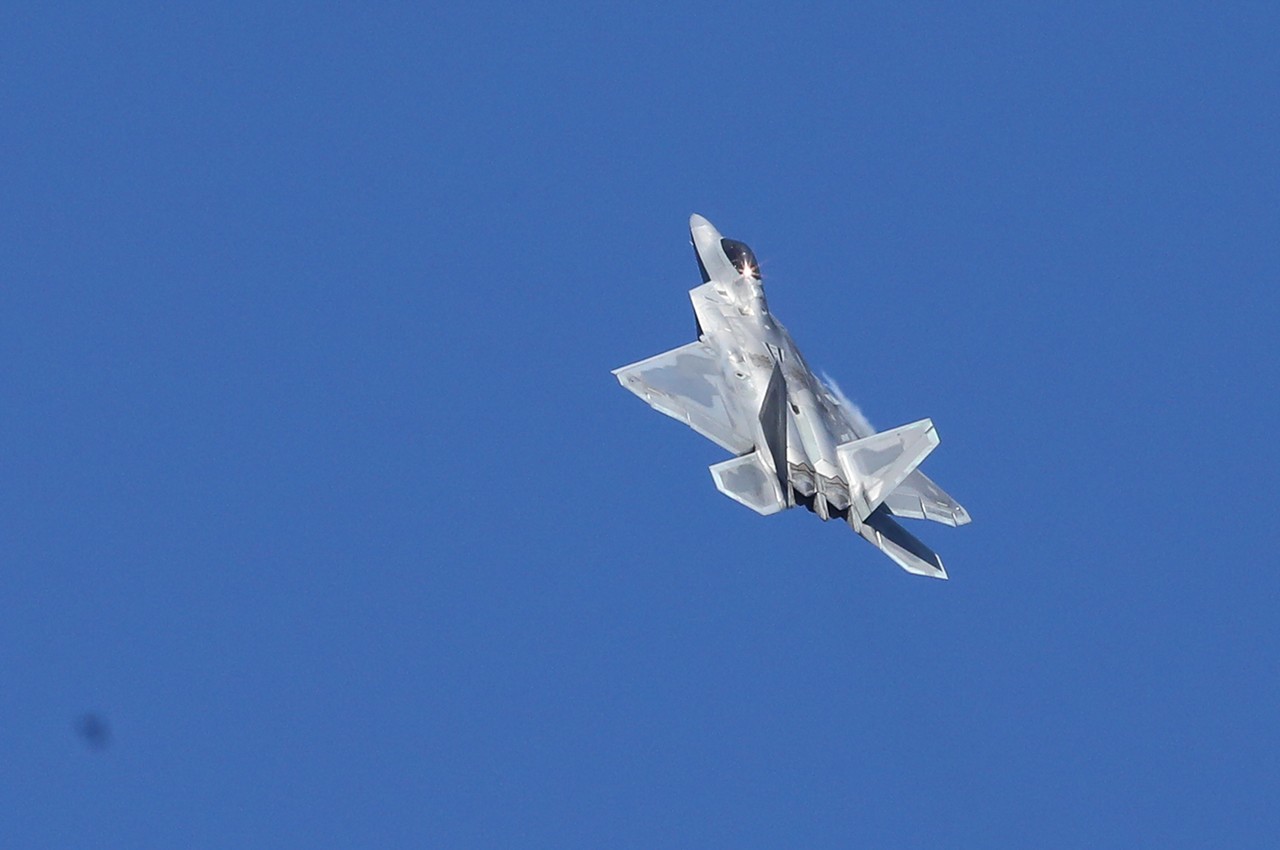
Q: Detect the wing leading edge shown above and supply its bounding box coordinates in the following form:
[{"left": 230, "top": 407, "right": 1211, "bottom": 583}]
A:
[
  {"left": 858, "top": 505, "right": 948, "bottom": 579},
  {"left": 612, "top": 341, "right": 754, "bottom": 455}
]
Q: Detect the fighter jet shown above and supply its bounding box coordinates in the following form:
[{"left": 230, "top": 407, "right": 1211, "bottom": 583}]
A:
[{"left": 613, "top": 214, "right": 970, "bottom": 579}]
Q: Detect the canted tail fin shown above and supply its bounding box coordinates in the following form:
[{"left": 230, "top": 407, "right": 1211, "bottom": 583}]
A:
[
  {"left": 758, "top": 363, "right": 789, "bottom": 498},
  {"left": 708, "top": 363, "right": 791, "bottom": 517},
  {"left": 837, "top": 419, "right": 939, "bottom": 521}
]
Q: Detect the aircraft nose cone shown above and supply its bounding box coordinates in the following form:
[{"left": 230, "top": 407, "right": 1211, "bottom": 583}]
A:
[{"left": 689, "top": 213, "right": 721, "bottom": 241}]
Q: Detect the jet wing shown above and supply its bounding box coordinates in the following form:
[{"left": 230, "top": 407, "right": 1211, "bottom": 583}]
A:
[
  {"left": 859, "top": 505, "right": 948, "bottom": 579},
  {"left": 885, "top": 470, "right": 971, "bottom": 527},
  {"left": 613, "top": 341, "right": 755, "bottom": 455}
]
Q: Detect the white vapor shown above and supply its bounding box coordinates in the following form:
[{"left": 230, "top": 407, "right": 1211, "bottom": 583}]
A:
[{"left": 820, "top": 372, "right": 876, "bottom": 436}]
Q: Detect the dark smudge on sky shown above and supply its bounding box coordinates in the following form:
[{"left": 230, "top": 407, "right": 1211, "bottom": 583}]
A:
[{"left": 76, "top": 713, "right": 110, "bottom": 751}]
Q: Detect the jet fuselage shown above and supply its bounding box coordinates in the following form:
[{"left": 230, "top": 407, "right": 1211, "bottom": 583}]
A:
[
  {"left": 614, "top": 214, "right": 969, "bottom": 578},
  {"left": 689, "top": 214, "right": 850, "bottom": 519}
]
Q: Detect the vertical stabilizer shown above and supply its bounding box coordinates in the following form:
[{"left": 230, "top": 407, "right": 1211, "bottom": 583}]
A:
[
  {"left": 759, "top": 364, "right": 789, "bottom": 498},
  {"left": 837, "top": 419, "right": 939, "bottom": 521}
]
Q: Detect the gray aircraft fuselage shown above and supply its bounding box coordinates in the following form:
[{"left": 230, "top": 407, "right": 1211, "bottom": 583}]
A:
[{"left": 615, "top": 214, "right": 969, "bottom": 578}]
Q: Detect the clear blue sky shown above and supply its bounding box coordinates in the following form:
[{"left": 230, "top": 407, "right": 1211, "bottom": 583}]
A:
[{"left": 3, "top": 3, "right": 1277, "bottom": 847}]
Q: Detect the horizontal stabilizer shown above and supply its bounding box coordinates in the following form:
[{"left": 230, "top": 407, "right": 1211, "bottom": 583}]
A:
[
  {"left": 837, "top": 419, "right": 939, "bottom": 520},
  {"left": 858, "top": 506, "right": 948, "bottom": 579},
  {"left": 709, "top": 452, "right": 787, "bottom": 516},
  {"left": 885, "top": 470, "right": 972, "bottom": 527}
]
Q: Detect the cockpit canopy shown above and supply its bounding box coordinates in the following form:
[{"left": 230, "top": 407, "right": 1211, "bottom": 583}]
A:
[{"left": 720, "top": 238, "right": 761, "bottom": 279}]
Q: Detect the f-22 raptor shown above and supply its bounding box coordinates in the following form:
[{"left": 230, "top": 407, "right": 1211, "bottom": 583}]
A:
[{"left": 614, "top": 215, "right": 970, "bottom": 579}]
